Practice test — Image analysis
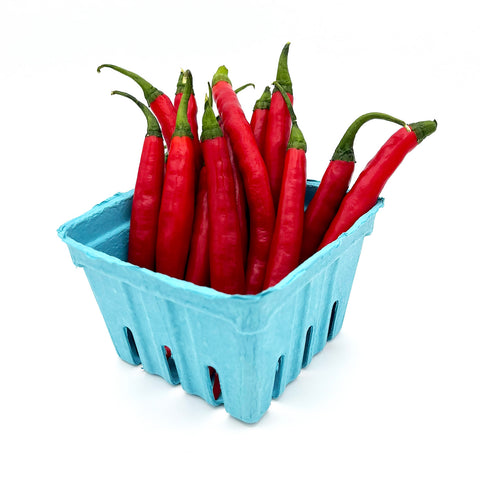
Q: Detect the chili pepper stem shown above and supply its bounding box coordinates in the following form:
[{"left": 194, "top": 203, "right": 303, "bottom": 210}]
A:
[
  {"left": 111, "top": 90, "right": 162, "bottom": 138},
  {"left": 173, "top": 70, "right": 194, "bottom": 138},
  {"left": 274, "top": 42, "right": 292, "bottom": 94},
  {"left": 253, "top": 86, "right": 272, "bottom": 110},
  {"left": 98, "top": 64, "right": 164, "bottom": 105},
  {"left": 332, "top": 112, "right": 406, "bottom": 162}
]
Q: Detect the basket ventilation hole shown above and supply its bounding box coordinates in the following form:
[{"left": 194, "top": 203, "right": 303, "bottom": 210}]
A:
[
  {"left": 163, "top": 346, "right": 179, "bottom": 384},
  {"left": 327, "top": 301, "right": 339, "bottom": 341},
  {"left": 208, "top": 366, "right": 222, "bottom": 401},
  {"left": 124, "top": 327, "right": 141, "bottom": 365},
  {"left": 272, "top": 355, "right": 285, "bottom": 398},
  {"left": 302, "top": 326, "right": 313, "bottom": 368}
]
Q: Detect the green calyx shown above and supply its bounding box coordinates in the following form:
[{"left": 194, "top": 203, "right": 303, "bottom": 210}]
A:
[
  {"left": 253, "top": 86, "right": 272, "bottom": 111},
  {"left": 97, "top": 64, "right": 163, "bottom": 106},
  {"left": 200, "top": 94, "right": 223, "bottom": 141},
  {"left": 212, "top": 65, "right": 232, "bottom": 87},
  {"left": 409, "top": 119, "right": 437, "bottom": 143},
  {"left": 173, "top": 70, "right": 194, "bottom": 139},
  {"left": 288, "top": 123, "right": 307, "bottom": 151},
  {"left": 111, "top": 90, "right": 162, "bottom": 138},
  {"left": 332, "top": 112, "right": 406, "bottom": 162},
  {"left": 273, "top": 42, "right": 293, "bottom": 95},
  {"left": 175, "top": 69, "right": 195, "bottom": 95},
  {"left": 272, "top": 81, "right": 306, "bottom": 151}
]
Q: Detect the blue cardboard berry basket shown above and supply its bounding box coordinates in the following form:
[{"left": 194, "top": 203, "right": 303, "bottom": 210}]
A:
[{"left": 57, "top": 179, "right": 383, "bottom": 423}]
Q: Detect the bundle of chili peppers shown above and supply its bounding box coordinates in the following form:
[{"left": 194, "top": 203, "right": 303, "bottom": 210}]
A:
[{"left": 98, "top": 42, "right": 437, "bottom": 296}]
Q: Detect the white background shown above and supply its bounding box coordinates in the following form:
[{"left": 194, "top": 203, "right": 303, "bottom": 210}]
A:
[{"left": 1, "top": 1, "right": 479, "bottom": 478}]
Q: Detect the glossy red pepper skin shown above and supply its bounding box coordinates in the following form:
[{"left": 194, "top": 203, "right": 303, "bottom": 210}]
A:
[
  {"left": 212, "top": 67, "right": 275, "bottom": 294},
  {"left": 318, "top": 120, "right": 437, "bottom": 249},
  {"left": 149, "top": 95, "right": 176, "bottom": 149},
  {"left": 264, "top": 82, "right": 306, "bottom": 289},
  {"left": 97, "top": 64, "right": 176, "bottom": 149},
  {"left": 201, "top": 102, "right": 245, "bottom": 295},
  {"left": 250, "top": 86, "right": 271, "bottom": 158},
  {"left": 218, "top": 116, "right": 249, "bottom": 268},
  {"left": 300, "top": 112, "right": 406, "bottom": 262},
  {"left": 110, "top": 90, "right": 165, "bottom": 271},
  {"left": 155, "top": 71, "right": 196, "bottom": 279},
  {"left": 185, "top": 165, "right": 210, "bottom": 287},
  {"left": 264, "top": 146, "right": 306, "bottom": 289},
  {"left": 301, "top": 161, "right": 354, "bottom": 263},
  {"left": 128, "top": 135, "right": 165, "bottom": 270},
  {"left": 263, "top": 43, "right": 293, "bottom": 210}
]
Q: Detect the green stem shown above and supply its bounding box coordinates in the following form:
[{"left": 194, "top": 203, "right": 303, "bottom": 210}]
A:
[
  {"left": 173, "top": 70, "right": 193, "bottom": 138},
  {"left": 409, "top": 120, "right": 437, "bottom": 143},
  {"left": 111, "top": 90, "right": 162, "bottom": 138},
  {"left": 97, "top": 64, "right": 163, "bottom": 105},
  {"left": 201, "top": 93, "right": 223, "bottom": 141},
  {"left": 253, "top": 86, "right": 272, "bottom": 110},
  {"left": 272, "top": 81, "right": 306, "bottom": 152},
  {"left": 332, "top": 112, "right": 406, "bottom": 162},
  {"left": 234, "top": 83, "right": 255, "bottom": 94},
  {"left": 273, "top": 42, "right": 293, "bottom": 95},
  {"left": 175, "top": 68, "right": 195, "bottom": 95},
  {"left": 207, "top": 82, "right": 213, "bottom": 107}
]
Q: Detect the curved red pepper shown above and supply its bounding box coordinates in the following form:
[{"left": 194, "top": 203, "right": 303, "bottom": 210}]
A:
[
  {"left": 263, "top": 43, "right": 293, "bottom": 211},
  {"left": 300, "top": 112, "right": 406, "bottom": 263},
  {"left": 318, "top": 120, "right": 437, "bottom": 250},
  {"left": 264, "top": 82, "right": 306, "bottom": 289},
  {"left": 155, "top": 70, "right": 196, "bottom": 279},
  {"left": 201, "top": 97, "right": 245, "bottom": 295},
  {"left": 97, "top": 64, "right": 176, "bottom": 149},
  {"left": 212, "top": 66, "right": 275, "bottom": 294},
  {"left": 250, "top": 86, "right": 271, "bottom": 158},
  {"left": 111, "top": 90, "right": 165, "bottom": 271},
  {"left": 185, "top": 165, "right": 210, "bottom": 287}
]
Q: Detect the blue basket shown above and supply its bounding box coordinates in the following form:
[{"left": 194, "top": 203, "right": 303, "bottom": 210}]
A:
[{"left": 57, "top": 180, "right": 383, "bottom": 423}]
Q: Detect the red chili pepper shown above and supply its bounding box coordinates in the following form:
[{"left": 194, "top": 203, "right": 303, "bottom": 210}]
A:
[
  {"left": 185, "top": 165, "right": 210, "bottom": 287},
  {"left": 97, "top": 64, "right": 176, "bottom": 149},
  {"left": 318, "top": 120, "right": 437, "bottom": 250},
  {"left": 263, "top": 43, "right": 293, "bottom": 210},
  {"left": 215, "top": 81, "right": 252, "bottom": 267},
  {"left": 263, "top": 82, "right": 306, "bottom": 289},
  {"left": 201, "top": 95, "right": 245, "bottom": 294},
  {"left": 110, "top": 90, "right": 165, "bottom": 271},
  {"left": 250, "top": 86, "right": 272, "bottom": 157},
  {"left": 174, "top": 70, "right": 203, "bottom": 177},
  {"left": 216, "top": 114, "right": 249, "bottom": 268},
  {"left": 155, "top": 70, "right": 196, "bottom": 279},
  {"left": 212, "top": 66, "right": 275, "bottom": 294},
  {"left": 300, "top": 112, "right": 406, "bottom": 263}
]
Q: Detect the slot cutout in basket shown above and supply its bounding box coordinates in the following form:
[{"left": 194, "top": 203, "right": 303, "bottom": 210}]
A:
[
  {"left": 272, "top": 355, "right": 285, "bottom": 399},
  {"left": 208, "top": 366, "right": 222, "bottom": 401},
  {"left": 124, "top": 327, "right": 141, "bottom": 365},
  {"left": 163, "top": 346, "right": 180, "bottom": 384},
  {"left": 302, "top": 326, "right": 313, "bottom": 368},
  {"left": 327, "top": 301, "right": 339, "bottom": 341}
]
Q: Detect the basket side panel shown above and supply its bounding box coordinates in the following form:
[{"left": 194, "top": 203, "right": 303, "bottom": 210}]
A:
[
  {"left": 83, "top": 267, "right": 176, "bottom": 384},
  {"left": 326, "top": 238, "right": 365, "bottom": 341}
]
